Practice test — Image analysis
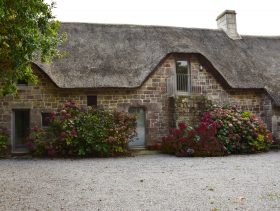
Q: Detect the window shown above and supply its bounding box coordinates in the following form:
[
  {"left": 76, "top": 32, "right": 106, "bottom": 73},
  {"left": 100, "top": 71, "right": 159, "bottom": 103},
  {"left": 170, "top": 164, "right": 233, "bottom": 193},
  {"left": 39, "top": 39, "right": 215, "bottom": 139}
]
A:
[
  {"left": 176, "top": 60, "right": 189, "bottom": 74},
  {"left": 176, "top": 60, "right": 190, "bottom": 92},
  {"left": 87, "top": 96, "right": 97, "bottom": 107},
  {"left": 17, "top": 79, "right": 28, "bottom": 86},
  {"left": 42, "top": 113, "right": 51, "bottom": 127}
]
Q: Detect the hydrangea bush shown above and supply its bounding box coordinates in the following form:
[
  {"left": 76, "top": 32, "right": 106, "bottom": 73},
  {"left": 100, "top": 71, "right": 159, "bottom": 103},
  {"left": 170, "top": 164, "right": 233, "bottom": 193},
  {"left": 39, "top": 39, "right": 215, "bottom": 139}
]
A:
[
  {"left": 162, "top": 122, "right": 226, "bottom": 157},
  {"left": 28, "top": 101, "right": 136, "bottom": 157},
  {"left": 208, "top": 106, "right": 272, "bottom": 153},
  {"left": 161, "top": 106, "right": 273, "bottom": 156}
]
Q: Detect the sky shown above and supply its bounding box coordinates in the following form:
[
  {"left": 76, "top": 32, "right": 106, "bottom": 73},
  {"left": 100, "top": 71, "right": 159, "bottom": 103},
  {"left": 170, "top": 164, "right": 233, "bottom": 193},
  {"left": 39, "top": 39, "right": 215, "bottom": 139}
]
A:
[{"left": 46, "top": 0, "right": 280, "bottom": 36}]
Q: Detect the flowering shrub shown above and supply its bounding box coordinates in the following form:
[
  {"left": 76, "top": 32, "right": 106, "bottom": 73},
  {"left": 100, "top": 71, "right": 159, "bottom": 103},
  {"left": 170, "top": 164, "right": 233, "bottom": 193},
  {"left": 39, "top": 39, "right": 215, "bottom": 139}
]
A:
[
  {"left": 28, "top": 101, "right": 136, "bottom": 157},
  {"left": 162, "top": 122, "right": 226, "bottom": 157},
  {"left": 0, "top": 127, "right": 9, "bottom": 156},
  {"left": 208, "top": 106, "right": 272, "bottom": 153},
  {"left": 161, "top": 106, "right": 273, "bottom": 157}
]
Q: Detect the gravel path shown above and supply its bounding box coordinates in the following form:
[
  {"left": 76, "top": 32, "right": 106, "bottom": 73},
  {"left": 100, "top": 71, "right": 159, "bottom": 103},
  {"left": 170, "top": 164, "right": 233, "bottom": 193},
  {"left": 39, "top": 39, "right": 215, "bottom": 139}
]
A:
[{"left": 0, "top": 151, "right": 280, "bottom": 211}]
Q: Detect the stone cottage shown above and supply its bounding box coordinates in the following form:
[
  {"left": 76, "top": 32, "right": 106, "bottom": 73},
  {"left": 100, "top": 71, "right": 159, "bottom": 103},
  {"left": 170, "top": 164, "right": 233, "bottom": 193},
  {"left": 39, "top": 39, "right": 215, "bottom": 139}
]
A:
[{"left": 1, "top": 10, "right": 280, "bottom": 153}]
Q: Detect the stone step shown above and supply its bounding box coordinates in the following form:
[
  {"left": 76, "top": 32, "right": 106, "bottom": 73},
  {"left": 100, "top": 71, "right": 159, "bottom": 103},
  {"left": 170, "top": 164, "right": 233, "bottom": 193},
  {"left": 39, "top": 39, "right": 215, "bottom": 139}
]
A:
[{"left": 130, "top": 149, "right": 161, "bottom": 156}]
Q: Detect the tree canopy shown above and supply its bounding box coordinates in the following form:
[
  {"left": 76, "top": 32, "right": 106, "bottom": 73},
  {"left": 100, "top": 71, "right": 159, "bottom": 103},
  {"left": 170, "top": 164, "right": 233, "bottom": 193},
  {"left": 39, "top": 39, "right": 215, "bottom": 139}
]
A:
[{"left": 0, "top": 0, "right": 66, "bottom": 95}]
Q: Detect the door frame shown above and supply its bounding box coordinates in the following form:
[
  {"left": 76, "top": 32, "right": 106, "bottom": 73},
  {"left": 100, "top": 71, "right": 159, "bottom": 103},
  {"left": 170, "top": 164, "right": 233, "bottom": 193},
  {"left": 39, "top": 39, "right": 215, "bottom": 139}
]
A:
[{"left": 11, "top": 109, "right": 30, "bottom": 153}]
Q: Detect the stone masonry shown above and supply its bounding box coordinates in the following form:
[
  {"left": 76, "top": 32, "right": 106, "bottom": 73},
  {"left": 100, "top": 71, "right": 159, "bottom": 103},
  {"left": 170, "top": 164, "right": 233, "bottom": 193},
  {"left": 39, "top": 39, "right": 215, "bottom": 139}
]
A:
[
  {"left": 216, "top": 10, "right": 241, "bottom": 40},
  {"left": 272, "top": 107, "right": 280, "bottom": 141},
  {"left": 171, "top": 54, "right": 270, "bottom": 128},
  {"left": 0, "top": 53, "right": 277, "bottom": 149}
]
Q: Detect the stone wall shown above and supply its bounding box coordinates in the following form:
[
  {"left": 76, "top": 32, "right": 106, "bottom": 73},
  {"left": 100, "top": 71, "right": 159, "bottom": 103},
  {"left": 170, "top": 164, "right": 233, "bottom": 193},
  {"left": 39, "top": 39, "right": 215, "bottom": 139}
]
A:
[
  {"left": 0, "top": 59, "right": 174, "bottom": 147},
  {"left": 0, "top": 54, "right": 276, "bottom": 149},
  {"left": 0, "top": 67, "right": 87, "bottom": 133},
  {"left": 91, "top": 59, "right": 174, "bottom": 144},
  {"left": 272, "top": 107, "right": 280, "bottom": 142},
  {"left": 169, "top": 55, "right": 269, "bottom": 128},
  {"left": 174, "top": 96, "right": 212, "bottom": 127},
  {"left": 190, "top": 55, "right": 266, "bottom": 113}
]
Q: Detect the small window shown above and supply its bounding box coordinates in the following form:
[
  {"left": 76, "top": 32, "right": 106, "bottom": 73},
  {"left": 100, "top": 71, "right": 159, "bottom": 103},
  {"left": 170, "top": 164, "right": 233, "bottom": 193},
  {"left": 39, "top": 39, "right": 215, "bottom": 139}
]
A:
[
  {"left": 42, "top": 113, "right": 51, "bottom": 127},
  {"left": 17, "top": 79, "right": 28, "bottom": 86},
  {"left": 176, "top": 60, "right": 190, "bottom": 92},
  {"left": 87, "top": 96, "right": 97, "bottom": 107}
]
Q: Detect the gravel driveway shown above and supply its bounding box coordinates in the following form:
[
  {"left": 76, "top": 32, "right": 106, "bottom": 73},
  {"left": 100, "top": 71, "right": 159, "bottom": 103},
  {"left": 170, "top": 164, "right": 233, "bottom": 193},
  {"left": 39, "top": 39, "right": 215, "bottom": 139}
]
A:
[{"left": 0, "top": 151, "right": 279, "bottom": 211}]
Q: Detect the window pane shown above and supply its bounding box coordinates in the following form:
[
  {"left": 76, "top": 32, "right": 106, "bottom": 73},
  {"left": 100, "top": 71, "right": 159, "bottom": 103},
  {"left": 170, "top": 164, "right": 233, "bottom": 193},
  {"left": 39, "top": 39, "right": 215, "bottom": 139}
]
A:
[
  {"left": 176, "top": 60, "right": 188, "bottom": 74},
  {"left": 42, "top": 113, "right": 51, "bottom": 127},
  {"left": 17, "top": 79, "right": 28, "bottom": 86},
  {"left": 176, "top": 60, "right": 189, "bottom": 92},
  {"left": 87, "top": 96, "right": 97, "bottom": 107}
]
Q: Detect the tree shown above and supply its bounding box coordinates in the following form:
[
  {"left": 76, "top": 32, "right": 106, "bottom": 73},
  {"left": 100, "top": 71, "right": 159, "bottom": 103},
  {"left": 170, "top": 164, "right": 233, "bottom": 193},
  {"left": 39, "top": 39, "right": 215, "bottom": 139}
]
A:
[{"left": 0, "top": 0, "right": 66, "bottom": 95}]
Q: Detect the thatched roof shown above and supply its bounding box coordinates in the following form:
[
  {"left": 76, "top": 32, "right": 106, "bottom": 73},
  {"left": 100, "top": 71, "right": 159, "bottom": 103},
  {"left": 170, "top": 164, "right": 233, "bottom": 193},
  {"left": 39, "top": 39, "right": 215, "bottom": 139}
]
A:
[{"left": 35, "top": 23, "right": 280, "bottom": 105}]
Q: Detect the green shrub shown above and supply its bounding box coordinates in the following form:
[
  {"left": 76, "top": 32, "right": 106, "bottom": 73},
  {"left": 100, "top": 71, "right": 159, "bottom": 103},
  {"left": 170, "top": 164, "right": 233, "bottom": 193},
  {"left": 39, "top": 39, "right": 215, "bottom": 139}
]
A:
[
  {"left": 0, "top": 127, "right": 8, "bottom": 156},
  {"left": 28, "top": 101, "right": 136, "bottom": 157}
]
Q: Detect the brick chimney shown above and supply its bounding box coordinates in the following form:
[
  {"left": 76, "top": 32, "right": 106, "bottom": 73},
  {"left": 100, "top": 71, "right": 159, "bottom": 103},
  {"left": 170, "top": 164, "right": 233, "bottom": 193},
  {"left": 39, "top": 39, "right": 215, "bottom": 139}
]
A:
[{"left": 216, "top": 10, "right": 241, "bottom": 40}]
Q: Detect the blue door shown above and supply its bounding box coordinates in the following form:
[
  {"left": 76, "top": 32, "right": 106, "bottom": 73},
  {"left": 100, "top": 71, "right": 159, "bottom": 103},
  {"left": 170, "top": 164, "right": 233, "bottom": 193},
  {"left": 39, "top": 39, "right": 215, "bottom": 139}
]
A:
[{"left": 129, "top": 107, "right": 146, "bottom": 148}]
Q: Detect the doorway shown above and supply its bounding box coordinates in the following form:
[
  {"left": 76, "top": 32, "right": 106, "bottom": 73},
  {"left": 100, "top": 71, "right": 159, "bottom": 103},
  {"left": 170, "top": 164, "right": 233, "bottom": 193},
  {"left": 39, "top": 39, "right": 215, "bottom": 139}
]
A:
[
  {"left": 12, "top": 109, "right": 30, "bottom": 153},
  {"left": 129, "top": 107, "right": 146, "bottom": 148}
]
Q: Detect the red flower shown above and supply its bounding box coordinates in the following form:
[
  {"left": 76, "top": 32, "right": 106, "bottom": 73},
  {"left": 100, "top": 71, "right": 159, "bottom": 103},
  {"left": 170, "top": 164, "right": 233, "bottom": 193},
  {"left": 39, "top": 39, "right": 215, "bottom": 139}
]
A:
[
  {"left": 71, "top": 128, "right": 78, "bottom": 137},
  {"left": 59, "top": 131, "right": 67, "bottom": 140},
  {"left": 174, "top": 129, "right": 182, "bottom": 136},
  {"left": 178, "top": 122, "right": 187, "bottom": 130},
  {"left": 178, "top": 137, "right": 188, "bottom": 142},
  {"left": 32, "top": 125, "right": 39, "bottom": 132}
]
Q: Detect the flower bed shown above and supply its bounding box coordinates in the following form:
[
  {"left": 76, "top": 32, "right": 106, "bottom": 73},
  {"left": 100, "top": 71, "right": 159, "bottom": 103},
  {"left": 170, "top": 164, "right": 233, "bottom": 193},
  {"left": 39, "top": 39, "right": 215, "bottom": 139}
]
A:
[{"left": 28, "top": 101, "right": 136, "bottom": 157}]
